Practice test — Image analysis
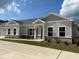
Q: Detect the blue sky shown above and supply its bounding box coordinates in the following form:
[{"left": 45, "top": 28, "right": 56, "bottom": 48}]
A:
[{"left": 0, "top": 0, "right": 63, "bottom": 20}]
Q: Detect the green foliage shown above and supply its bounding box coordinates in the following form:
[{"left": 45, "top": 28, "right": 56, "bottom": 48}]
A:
[
  {"left": 75, "top": 38, "right": 79, "bottom": 46},
  {"left": 64, "top": 41, "right": 70, "bottom": 45},
  {"left": 56, "top": 39, "right": 61, "bottom": 44}
]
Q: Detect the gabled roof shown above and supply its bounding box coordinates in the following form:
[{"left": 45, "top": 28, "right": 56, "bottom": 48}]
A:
[
  {"left": 0, "top": 12, "right": 75, "bottom": 26},
  {"left": 0, "top": 20, "right": 8, "bottom": 27},
  {"left": 41, "top": 12, "right": 74, "bottom": 22},
  {"left": 10, "top": 12, "right": 74, "bottom": 25},
  {"left": 19, "top": 18, "right": 39, "bottom": 25},
  {"left": 32, "top": 19, "right": 45, "bottom": 24}
]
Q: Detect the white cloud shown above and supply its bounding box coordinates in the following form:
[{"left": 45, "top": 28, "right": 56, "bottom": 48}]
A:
[
  {"left": 0, "top": 9, "right": 5, "bottom": 14},
  {"left": 0, "top": 0, "right": 21, "bottom": 14},
  {"left": 60, "top": 0, "right": 79, "bottom": 17},
  {"left": 7, "top": 2, "right": 21, "bottom": 13},
  {"left": 29, "top": 0, "right": 32, "bottom": 3},
  {"left": 21, "top": 0, "right": 27, "bottom": 3},
  {"left": 17, "top": 9, "right": 21, "bottom": 13},
  {"left": 21, "top": 0, "right": 32, "bottom": 6},
  {"left": 7, "top": 5, "right": 12, "bottom": 11}
]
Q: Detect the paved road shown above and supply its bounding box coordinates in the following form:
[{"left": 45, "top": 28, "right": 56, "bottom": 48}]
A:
[{"left": 0, "top": 41, "right": 79, "bottom": 59}]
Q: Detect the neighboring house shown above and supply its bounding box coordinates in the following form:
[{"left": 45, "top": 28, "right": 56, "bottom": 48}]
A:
[{"left": 0, "top": 13, "right": 79, "bottom": 43}]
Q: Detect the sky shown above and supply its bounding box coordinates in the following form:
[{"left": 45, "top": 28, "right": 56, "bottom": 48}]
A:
[
  {"left": 0, "top": 0, "right": 64, "bottom": 20},
  {"left": 0, "top": 0, "right": 79, "bottom": 20},
  {"left": 60, "top": 0, "right": 79, "bottom": 18}
]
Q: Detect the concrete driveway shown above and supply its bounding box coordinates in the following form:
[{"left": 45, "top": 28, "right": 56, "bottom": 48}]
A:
[{"left": 0, "top": 41, "right": 79, "bottom": 59}]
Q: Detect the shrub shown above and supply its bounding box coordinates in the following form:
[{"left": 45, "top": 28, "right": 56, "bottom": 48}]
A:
[
  {"left": 44, "top": 36, "right": 52, "bottom": 43},
  {"left": 64, "top": 41, "right": 69, "bottom": 45},
  {"left": 47, "top": 39, "right": 52, "bottom": 43},
  {"left": 75, "top": 38, "right": 79, "bottom": 46},
  {"left": 56, "top": 39, "right": 61, "bottom": 44}
]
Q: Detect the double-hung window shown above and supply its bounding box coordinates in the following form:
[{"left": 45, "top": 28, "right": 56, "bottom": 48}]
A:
[
  {"left": 48, "top": 27, "right": 53, "bottom": 36},
  {"left": 14, "top": 28, "right": 16, "bottom": 35},
  {"left": 59, "top": 27, "right": 65, "bottom": 36},
  {"left": 8, "top": 29, "right": 10, "bottom": 35},
  {"left": 29, "top": 28, "right": 34, "bottom": 36}
]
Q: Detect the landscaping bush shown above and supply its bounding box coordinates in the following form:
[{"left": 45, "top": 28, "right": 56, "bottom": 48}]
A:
[
  {"left": 44, "top": 36, "right": 52, "bottom": 43},
  {"left": 64, "top": 41, "right": 70, "bottom": 45},
  {"left": 75, "top": 38, "right": 79, "bottom": 46},
  {"left": 56, "top": 39, "right": 61, "bottom": 44},
  {"left": 47, "top": 39, "right": 52, "bottom": 42}
]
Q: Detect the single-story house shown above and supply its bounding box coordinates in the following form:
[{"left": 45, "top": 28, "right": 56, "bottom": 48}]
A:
[{"left": 0, "top": 13, "right": 79, "bottom": 43}]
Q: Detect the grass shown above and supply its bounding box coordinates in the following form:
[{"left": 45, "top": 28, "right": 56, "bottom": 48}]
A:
[{"left": 0, "top": 39, "right": 79, "bottom": 53}]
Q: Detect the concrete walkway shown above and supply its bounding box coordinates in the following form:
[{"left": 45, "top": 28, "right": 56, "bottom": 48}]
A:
[{"left": 0, "top": 41, "right": 79, "bottom": 59}]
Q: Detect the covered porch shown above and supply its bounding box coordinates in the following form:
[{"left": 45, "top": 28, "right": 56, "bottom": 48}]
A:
[{"left": 28, "top": 19, "right": 45, "bottom": 40}]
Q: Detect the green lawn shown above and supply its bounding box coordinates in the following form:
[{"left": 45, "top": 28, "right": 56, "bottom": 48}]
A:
[{"left": 0, "top": 39, "right": 79, "bottom": 53}]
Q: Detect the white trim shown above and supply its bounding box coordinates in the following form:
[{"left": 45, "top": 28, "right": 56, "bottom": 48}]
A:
[
  {"left": 23, "top": 24, "right": 44, "bottom": 27},
  {"left": 13, "top": 27, "right": 17, "bottom": 35},
  {"left": 34, "top": 24, "right": 44, "bottom": 26},
  {"left": 33, "top": 24, "right": 44, "bottom": 40},
  {"left": 48, "top": 26, "right": 54, "bottom": 27},
  {"left": 58, "top": 26, "right": 66, "bottom": 37},
  {"left": 32, "top": 19, "right": 45, "bottom": 24},
  {"left": 47, "top": 26, "right": 54, "bottom": 37},
  {"left": 34, "top": 25, "right": 36, "bottom": 39},
  {"left": 28, "top": 28, "right": 34, "bottom": 36},
  {"left": 47, "top": 20, "right": 71, "bottom": 23},
  {"left": 43, "top": 24, "right": 44, "bottom": 39},
  {"left": 7, "top": 28, "right": 11, "bottom": 35},
  {"left": 28, "top": 27, "right": 34, "bottom": 29},
  {"left": 5, "top": 20, "right": 19, "bottom": 26}
]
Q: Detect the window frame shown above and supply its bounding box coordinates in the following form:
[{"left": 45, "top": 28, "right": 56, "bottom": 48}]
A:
[
  {"left": 13, "top": 28, "right": 16, "bottom": 35},
  {"left": 28, "top": 28, "right": 34, "bottom": 36},
  {"left": 78, "top": 27, "right": 79, "bottom": 31},
  {"left": 59, "top": 27, "right": 65, "bottom": 37},
  {"left": 48, "top": 27, "right": 53, "bottom": 36},
  {"left": 8, "top": 29, "right": 10, "bottom": 35}
]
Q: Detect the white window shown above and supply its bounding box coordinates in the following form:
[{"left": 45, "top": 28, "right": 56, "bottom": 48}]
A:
[
  {"left": 28, "top": 28, "right": 34, "bottom": 36},
  {"left": 48, "top": 27, "right": 53, "bottom": 36},
  {"left": 59, "top": 27, "right": 65, "bottom": 36},
  {"left": 14, "top": 28, "right": 16, "bottom": 35},
  {"left": 8, "top": 29, "right": 10, "bottom": 35}
]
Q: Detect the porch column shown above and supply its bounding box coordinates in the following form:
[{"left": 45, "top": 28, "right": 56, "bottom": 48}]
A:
[
  {"left": 43, "top": 24, "right": 45, "bottom": 40},
  {"left": 34, "top": 25, "right": 36, "bottom": 39}
]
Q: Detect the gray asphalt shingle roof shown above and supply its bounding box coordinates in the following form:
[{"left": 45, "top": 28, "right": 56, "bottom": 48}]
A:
[{"left": 0, "top": 12, "right": 75, "bottom": 26}]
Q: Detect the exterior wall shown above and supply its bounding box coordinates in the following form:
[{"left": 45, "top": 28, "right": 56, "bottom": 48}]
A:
[
  {"left": 0, "top": 27, "right": 6, "bottom": 38},
  {"left": 72, "top": 21, "right": 78, "bottom": 37},
  {"left": 75, "top": 21, "right": 79, "bottom": 37},
  {"left": 4, "top": 21, "right": 20, "bottom": 38},
  {"left": 77, "top": 24, "right": 79, "bottom": 37},
  {"left": 19, "top": 24, "right": 35, "bottom": 38},
  {"left": 44, "top": 23, "right": 48, "bottom": 36},
  {"left": 0, "top": 27, "right": 6, "bottom": 36},
  {"left": 45, "top": 21, "right": 72, "bottom": 38},
  {"left": 44, "top": 20, "right": 73, "bottom": 43},
  {"left": 5, "top": 26, "right": 19, "bottom": 36},
  {"left": 19, "top": 25, "right": 27, "bottom": 35},
  {"left": 19, "top": 25, "right": 34, "bottom": 35}
]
